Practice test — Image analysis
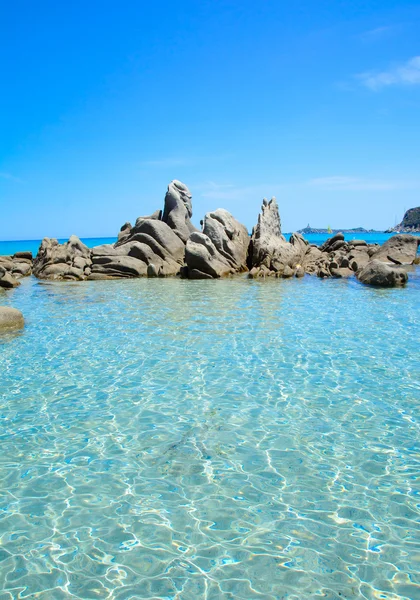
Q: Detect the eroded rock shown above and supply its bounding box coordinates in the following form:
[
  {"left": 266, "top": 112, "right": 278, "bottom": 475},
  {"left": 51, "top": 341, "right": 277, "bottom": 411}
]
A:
[
  {"left": 357, "top": 260, "right": 408, "bottom": 287},
  {"left": 248, "top": 198, "right": 308, "bottom": 276}
]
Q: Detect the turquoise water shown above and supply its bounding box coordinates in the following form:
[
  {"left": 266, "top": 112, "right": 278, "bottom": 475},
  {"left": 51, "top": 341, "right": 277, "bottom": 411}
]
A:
[
  {"left": 1, "top": 233, "right": 419, "bottom": 256},
  {"left": 1, "top": 273, "right": 420, "bottom": 599},
  {"left": 0, "top": 238, "right": 117, "bottom": 257}
]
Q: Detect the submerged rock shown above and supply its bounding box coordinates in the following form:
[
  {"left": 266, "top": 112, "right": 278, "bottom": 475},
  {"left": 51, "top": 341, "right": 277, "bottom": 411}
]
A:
[
  {"left": 357, "top": 260, "right": 408, "bottom": 287},
  {"left": 0, "top": 306, "right": 24, "bottom": 331}
]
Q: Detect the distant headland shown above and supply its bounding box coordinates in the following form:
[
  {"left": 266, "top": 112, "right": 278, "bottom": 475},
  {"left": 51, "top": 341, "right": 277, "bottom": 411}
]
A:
[
  {"left": 386, "top": 207, "right": 420, "bottom": 233},
  {"left": 297, "top": 225, "right": 378, "bottom": 235}
]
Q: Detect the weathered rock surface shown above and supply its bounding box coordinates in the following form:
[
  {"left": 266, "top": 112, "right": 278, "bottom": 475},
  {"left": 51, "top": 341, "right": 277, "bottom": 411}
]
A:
[
  {"left": 370, "top": 234, "right": 419, "bottom": 265},
  {"left": 184, "top": 210, "right": 249, "bottom": 279},
  {"left": 32, "top": 181, "right": 199, "bottom": 280},
  {"left": 357, "top": 260, "right": 408, "bottom": 287},
  {"left": 0, "top": 252, "right": 33, "bottom": 287},
  {"left": 162, "top": 180, "right": 197, "bottom": 243},
  {"left": 0, "top": 268, "right": 20, "bottom": 288},
  {"left": 90, "top": 180, "right": 198, "bottom": 279},
  {"left": 248, "top": 198, "right": 309, "bottom": 277},
  {"left": 33, "top": 235, "right": 92, "bottom": 280},
  {"left": 0, "top": 306, "right": 24, "bottom": 331}
]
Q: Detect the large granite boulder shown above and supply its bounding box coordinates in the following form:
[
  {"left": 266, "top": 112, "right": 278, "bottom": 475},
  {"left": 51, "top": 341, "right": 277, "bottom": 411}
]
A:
[
  {"left": 248, "top": 198, "right": 309, "bottom": 277},
  {"left": 95, "top": 181, "right": 197, "bottom": 279},
  {"left": 184, "top": 210, "right": 249, "bottom": 279},
  {"left": 0, "top": 306, "right": 24, "bottom": 331},
  {"left": 370, "top": 234, "right": 419, "bottom": 265},
  {"left": 357, "top": 260, "right": 408, "bottom": 287},
  {"left": 33, "top": 235, "right": 92, "bottom": 280}
]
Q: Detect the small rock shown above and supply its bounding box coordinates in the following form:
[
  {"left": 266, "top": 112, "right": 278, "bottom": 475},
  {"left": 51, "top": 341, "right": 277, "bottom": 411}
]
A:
[{"left": 0, "top": 306, "right": 24, "bottom": 331}]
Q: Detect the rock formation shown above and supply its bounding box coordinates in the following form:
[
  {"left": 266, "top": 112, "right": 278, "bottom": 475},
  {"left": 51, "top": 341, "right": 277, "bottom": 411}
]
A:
[
  {"left": 0, "top": 306, "right": 24, "bottom": 331},
  {"left": 370, "top": 234, "right": 420, "bottom": 265},
  {"left": 357, "top": 260, "right": 408, "bottom": 287},
  {"left": 0, "top": 252, "right": 33, "bottom": 288},
  {"left": 27, "top": 181, "right": 419, "bottom": 288},
  {"left": 184, "top": 209, "right": 249, "bottom": 279},
  {"left": 33, "top": 236, "right": 92, "bottom": 280},
  {"left": 387, "top": 207, "right": 420, "bottom": 233},
  {"left": 248, "top": 198, "right": 309, "bottom": 277},
  {"left": 303, "top": 231, "right": 419, "bottom": 286},
  {"left": 33, "top": 180, "right": 199, "bottom": 280}
]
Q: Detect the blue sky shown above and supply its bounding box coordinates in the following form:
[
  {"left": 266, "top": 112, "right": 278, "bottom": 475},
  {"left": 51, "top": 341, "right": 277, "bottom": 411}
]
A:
[{"left": 1, "top": 0, "right": 420, "bottom": 239}]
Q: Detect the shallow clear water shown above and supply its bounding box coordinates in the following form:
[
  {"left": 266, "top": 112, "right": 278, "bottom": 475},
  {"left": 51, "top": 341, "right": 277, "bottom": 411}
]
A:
[{"left": 1, "top": 273, "right": 419, "bottom": 600}]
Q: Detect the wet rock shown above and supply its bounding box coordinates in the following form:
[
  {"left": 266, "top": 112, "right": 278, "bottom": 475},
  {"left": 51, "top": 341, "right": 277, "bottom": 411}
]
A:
[
  {"left": 357, "top": 260, "right": 408, "bottom": 287},
  {"left": 0, "top": 306, "right": 24, "bottom": 331},
  {"left": 330, "top": 267, "right": 353, "bottom": 278}
]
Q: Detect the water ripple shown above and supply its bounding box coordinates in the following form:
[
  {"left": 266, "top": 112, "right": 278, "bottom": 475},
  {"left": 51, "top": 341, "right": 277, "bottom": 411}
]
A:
[{"left": 1, "top": 272, "right": 420, "bottom": 599}]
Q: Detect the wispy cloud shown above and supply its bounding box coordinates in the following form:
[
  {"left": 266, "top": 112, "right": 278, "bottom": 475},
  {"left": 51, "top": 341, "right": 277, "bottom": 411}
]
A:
[
  {"left": 308, "top": 176, "right": 419, "bottom": 191},
  {"left": 359, "top": 25, "right": 396, "bottom": 41},
  {"left": 357, "top": 56, "right": 420, "bottom": 90},
  {"left": 0, "top": 171, "right": 23, "bottom": 183}
]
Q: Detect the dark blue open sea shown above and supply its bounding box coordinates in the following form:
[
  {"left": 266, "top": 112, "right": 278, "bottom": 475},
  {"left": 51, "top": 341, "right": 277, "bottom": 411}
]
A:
[{"left": 0, "top": 234, "right": 420, "bottom": 599}]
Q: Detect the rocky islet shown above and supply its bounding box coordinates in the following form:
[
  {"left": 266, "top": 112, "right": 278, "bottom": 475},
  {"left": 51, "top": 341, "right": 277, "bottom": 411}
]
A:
[{"left": 1, "top": 181, "right": 419, "bottom": 300}]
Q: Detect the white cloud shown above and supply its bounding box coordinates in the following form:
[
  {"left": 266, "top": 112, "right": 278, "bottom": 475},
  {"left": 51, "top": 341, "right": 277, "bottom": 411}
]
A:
[
  {"left": 308, "top": 176, "right": 418, "bottom": 191},
  {"left": 358, "top": 56, "right": 420, "bottom": 90}
]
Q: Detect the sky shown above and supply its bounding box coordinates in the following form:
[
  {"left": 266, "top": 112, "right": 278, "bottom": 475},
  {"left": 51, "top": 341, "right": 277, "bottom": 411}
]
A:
[{"left": 1, "top": 0, "right": 420, "bottom": 240}]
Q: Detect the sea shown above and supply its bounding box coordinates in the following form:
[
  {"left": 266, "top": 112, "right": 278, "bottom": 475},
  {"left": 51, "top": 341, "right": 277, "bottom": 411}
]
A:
[
  {"left": 0, "top": 234, "right": 420, "bottom": 599},
  {"left": 1, "top": 232, "right": 419, "bottom": 257}
]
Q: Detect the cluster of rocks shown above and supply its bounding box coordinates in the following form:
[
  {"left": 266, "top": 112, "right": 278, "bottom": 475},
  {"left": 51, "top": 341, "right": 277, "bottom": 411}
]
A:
[
  {"left": 307, "top": 233, "right": 419, "bottom": 287},
  {"left": 2, "top": 180, "right": 419, "bottom": 293},
  {"left": 33, "top": 180, "right": 197, "bottom": 280},
  {"left": 0, "top": 251, "right": 33, "bottom": 289}
]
